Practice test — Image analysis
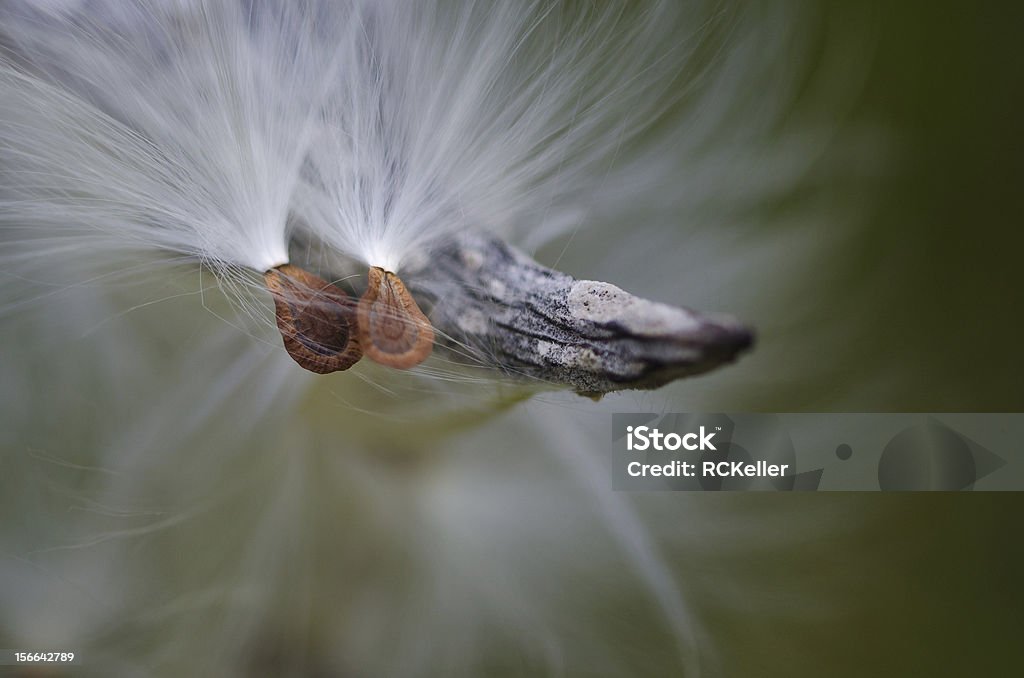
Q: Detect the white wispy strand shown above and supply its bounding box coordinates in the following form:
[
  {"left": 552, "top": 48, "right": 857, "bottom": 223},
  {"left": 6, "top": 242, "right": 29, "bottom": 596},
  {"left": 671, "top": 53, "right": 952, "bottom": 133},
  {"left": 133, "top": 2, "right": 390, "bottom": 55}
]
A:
[
  {"left": 297, "top": 1, "right": 714, "bottom": 271},
  {"left": 0, "top": 0, "right": 341, "bottom": 274}
]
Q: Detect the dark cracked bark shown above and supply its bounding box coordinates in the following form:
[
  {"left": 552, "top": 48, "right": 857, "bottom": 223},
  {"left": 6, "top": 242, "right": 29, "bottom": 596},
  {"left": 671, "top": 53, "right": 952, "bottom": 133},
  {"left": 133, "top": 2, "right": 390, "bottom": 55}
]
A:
[{"left": 402, "top": 232, "right": 754, "bottom": 396}]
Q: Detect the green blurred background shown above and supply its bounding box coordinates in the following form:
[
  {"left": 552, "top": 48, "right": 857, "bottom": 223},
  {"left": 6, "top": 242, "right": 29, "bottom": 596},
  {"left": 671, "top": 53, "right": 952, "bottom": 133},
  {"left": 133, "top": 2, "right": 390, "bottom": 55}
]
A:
[
  {"left": 818, "top": 1, "right": 1024, "bottom": 411},
  {"left": 542, "top": 4, "right": 1024, "bottom": 675},
  {"left": 702, "top": 5, "right": 1024, "bottom": 674}
]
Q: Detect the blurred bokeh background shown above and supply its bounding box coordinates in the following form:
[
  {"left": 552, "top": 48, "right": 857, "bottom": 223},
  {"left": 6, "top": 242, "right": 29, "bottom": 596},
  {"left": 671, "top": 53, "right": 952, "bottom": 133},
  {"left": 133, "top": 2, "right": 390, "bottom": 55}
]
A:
[{"left": 1, "top": 1, "right": 1022, "bottom": 676}]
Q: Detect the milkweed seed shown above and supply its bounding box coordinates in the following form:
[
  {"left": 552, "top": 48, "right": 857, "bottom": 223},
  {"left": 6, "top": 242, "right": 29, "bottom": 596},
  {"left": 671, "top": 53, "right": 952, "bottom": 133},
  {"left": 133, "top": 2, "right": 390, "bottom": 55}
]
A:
[
  {"left": 357, "top": 267, "right": 434, "bottom": 369},
  {"left": 264, "top": 264, "right": 362, "bottom": 374}
]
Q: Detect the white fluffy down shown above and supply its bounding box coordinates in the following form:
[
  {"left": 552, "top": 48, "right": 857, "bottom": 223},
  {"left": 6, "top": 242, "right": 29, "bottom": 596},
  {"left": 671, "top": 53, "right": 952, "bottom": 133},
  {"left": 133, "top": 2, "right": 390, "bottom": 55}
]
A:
[{"left": 0, "top": 2, "right": 872, "bottom": 677}]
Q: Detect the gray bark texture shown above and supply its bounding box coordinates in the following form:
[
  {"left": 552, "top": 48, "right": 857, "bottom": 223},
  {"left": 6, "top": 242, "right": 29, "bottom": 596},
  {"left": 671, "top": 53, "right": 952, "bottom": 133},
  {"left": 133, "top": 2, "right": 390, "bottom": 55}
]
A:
[{"left": 403, "top": 233, "right": 754, "bottom": 396}]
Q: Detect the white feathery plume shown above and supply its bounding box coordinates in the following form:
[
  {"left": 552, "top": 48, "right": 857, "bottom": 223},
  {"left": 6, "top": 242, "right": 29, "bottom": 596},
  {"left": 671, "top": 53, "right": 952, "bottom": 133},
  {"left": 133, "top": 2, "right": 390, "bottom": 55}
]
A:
[
  {"left": 0, "top": 2, "right": 878, "bottom": 676},
  {"left": 0, "top": 0, "right": 342, "bottom": 277},
  {"left": 297, "top": 2, "right": 712, "bottom": 273}
]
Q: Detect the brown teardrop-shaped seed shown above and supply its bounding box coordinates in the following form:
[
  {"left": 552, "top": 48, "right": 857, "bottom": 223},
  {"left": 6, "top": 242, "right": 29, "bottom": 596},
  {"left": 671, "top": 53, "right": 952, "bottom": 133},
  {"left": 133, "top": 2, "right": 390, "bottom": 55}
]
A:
[
  {"left": 357, "top": 267, "right": 434, "bottom": 369},
  {"left": 264, "top": 264, "right": 362, "bottom": 374}
]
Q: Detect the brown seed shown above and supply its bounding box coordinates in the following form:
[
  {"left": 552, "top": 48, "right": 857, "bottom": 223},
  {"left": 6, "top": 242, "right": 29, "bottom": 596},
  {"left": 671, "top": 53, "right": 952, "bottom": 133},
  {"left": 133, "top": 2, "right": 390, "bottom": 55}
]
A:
[
  {"left": 264, "top": 264, "right": 362, "bottom": 374},
  {"left": 357, "top": 266, "right": 434, "bottom": 369}
]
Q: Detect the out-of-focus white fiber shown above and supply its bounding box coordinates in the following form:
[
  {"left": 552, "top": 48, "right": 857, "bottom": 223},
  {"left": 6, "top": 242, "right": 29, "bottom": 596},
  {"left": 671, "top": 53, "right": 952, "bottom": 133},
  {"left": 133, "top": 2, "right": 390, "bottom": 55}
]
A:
[{"left": 0, "top": 2, "right": 878, "bottom": 676}]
